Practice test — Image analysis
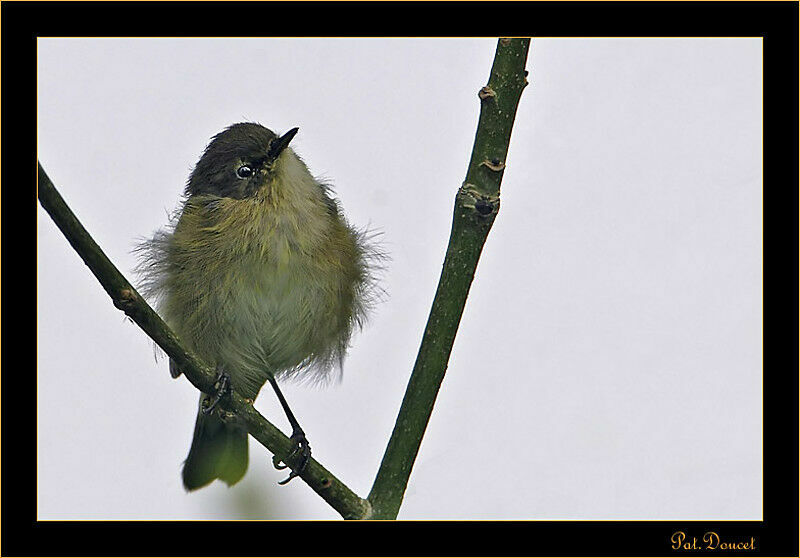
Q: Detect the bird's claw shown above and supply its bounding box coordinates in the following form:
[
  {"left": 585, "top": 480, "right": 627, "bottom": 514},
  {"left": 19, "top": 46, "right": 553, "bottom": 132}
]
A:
[
  {"left": 202, "top": 367, "right": 231, "bottom": 415},
  {"left": 272, "top": 429, "right": 311, "bottom": 485}
]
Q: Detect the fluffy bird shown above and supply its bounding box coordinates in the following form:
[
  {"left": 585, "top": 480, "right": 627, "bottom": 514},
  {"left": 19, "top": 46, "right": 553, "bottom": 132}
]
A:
[{"left": 138, "top": 122, "right": 380, "bottom": 489}]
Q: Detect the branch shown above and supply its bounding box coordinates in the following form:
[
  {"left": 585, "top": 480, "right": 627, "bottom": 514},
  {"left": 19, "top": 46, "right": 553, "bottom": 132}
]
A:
[
  {"left": 367, "top": 38, "right": 531, "bottom": 519},
  {"left": 39, "top": 38, "right": 531, "bottom": 520},
  {"left": 37, "top": 162, "right": 371, "bottom": 520}
]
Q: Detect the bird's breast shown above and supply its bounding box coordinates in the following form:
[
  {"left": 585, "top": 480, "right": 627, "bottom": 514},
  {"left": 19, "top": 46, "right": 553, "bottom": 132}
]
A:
[{"left": 167, "top": 192, "right": 358, "bottom": 395}]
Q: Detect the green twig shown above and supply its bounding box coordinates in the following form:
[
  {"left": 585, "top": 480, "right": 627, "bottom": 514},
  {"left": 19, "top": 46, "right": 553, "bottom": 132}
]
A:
[
  {"left": 37, "top": 162, "right": 371, "bottom": 520},
  {"left": 367, "top": 38, "right": 531, "bottom": 519},
  {"left": 39, "top": 38, "right": 531, "bottom": 520}
]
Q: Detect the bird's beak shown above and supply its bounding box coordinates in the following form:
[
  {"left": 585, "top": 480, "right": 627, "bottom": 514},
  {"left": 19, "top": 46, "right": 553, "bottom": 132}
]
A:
[{"left": 267, "top": 127, "right": 299, "bottom": 160}]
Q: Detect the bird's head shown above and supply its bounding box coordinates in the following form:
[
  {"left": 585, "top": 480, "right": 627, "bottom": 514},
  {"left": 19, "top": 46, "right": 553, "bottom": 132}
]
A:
[{"left": 186, "top": 122, "right": 299, "bottom": 199}]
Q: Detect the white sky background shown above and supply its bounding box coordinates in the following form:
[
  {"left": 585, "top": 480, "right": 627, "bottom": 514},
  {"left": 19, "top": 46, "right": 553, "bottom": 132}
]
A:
[{"left": 37, "top": 38, "right": 762, "bottom": 520}]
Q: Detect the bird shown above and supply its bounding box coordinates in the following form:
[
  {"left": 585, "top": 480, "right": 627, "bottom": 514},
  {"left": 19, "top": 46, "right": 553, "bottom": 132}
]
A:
[{"left": 137, "top": 122, "right": 380, "bottom": 490}]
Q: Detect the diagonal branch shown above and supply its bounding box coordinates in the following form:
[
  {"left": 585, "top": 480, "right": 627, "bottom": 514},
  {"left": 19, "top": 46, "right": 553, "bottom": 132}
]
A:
[
  {"left": 39, "top": 38, "right": 531, "bottom": 521},
  {"left": 367, "top": 38, "right": 531, "bottom": 519},
  {"left": 37, "top": 162, "right": 371, "bottom": 520}
]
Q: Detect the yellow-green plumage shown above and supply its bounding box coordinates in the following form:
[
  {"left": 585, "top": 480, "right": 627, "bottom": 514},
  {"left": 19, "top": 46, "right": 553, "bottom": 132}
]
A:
[{"left": 138, "top": 123, "right": 379, "bottom": 490}]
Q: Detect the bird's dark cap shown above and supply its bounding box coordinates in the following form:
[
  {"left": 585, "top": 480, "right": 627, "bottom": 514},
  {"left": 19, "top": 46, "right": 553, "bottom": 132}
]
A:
[{"left": 185, "top": 122, "right": 299, "bottom": 198}]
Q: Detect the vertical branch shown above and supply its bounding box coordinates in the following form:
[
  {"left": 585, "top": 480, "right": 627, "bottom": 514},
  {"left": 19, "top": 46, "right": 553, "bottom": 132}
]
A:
[
  {"left": 38, "top": 38, "right": 530, "bottom": 520},
  {"left": 367, "top": 38, "right": 531, "bottom": 519}
]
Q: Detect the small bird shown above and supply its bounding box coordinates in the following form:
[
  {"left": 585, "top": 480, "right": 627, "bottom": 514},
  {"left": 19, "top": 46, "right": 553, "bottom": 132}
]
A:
[{"left": 138, "top": 122, "right": 379, "bottom": 489}]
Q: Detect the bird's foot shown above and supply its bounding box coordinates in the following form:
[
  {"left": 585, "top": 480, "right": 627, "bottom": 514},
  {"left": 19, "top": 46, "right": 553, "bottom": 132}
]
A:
[
  {"left": 272, "top": 428, "right": 311, "bottom": 485},
  {"left": 202, "top": 366, "right": 231, "bottom": 415}
]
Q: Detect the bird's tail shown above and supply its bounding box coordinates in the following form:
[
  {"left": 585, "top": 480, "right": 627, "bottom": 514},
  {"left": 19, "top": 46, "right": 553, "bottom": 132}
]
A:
[{"left": 182, "top": 395, "right": 248, "bottom": 491}]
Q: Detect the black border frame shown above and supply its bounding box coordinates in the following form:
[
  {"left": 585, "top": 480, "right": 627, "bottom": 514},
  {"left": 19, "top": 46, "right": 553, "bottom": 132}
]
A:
[{"left": 9, "top": 1, "right": 798, "bottom": 556}]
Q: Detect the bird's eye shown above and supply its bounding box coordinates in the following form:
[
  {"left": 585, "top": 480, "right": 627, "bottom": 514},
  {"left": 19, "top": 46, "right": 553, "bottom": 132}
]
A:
[{"left": 236, "top": 165, "right": 253, "bottom": 179}]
